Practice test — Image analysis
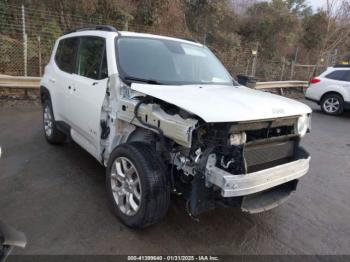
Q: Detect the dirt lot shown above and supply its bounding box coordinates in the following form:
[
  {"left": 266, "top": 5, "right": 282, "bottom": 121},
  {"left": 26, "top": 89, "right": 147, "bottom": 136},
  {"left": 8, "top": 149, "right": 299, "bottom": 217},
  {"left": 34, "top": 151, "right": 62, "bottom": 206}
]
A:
[{"left": 0, "top": 99, "right": 350, "bottom": 255}]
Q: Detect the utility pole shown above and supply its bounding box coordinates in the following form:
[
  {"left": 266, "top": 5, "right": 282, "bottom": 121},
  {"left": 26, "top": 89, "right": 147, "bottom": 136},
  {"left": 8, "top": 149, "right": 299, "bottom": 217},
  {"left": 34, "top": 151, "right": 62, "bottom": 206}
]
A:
[
  {"left": 124, "top": 21, "right": 129, "bottom": 31},
  {"left": 245, "top": 58, "right": 251, "bottom": 75},
  {"left": 22, "top": 5, "right": 27, "bottom": 77},
  {"left": 332, "top": 49, "right": 338, "bottom": 66},
  {"left": 290, "top": 46, "right": 299, "bottom": 80},
  {"left": 280, "top": 57, "right": 286, "bottom": 81},
  {"left": 38, "top": 36, "right": 42, "bottom": 76},
  {"left": 251, "top": 42, "right": 259, "bottom": 77}
]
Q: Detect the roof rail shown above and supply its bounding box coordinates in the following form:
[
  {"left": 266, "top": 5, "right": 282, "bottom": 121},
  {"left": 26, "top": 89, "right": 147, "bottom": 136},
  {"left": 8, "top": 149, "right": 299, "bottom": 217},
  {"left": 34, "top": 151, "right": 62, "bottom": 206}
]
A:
[
  {"left": 178, "top": 37, "right": 200, "bottom": 43},
  {"left": 63, "top": 25, "right": 118, "bottom": 35},
  {"left": 333, "top": 64, "right": 350, "bottom": 68}
]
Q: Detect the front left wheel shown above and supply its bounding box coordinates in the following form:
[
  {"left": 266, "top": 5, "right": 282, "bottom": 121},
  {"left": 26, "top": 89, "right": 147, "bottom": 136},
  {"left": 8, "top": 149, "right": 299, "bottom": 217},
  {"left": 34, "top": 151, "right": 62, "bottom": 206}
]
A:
[{"left": 106, "top": 142, "right": 170, "bottom": 228}]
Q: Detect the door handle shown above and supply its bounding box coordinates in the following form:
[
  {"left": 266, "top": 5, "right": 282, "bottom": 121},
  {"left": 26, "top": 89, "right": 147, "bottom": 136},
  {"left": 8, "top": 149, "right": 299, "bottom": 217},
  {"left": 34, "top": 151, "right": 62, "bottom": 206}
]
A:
[
  {"left": 92, "top": 82, "right": 99, "bottom": 86},
  {"left": 49, "top": 78, "right": 56, "bottom": 83},
  {"left": 343, "top": 84, "right": 350, "bottom": 87}
]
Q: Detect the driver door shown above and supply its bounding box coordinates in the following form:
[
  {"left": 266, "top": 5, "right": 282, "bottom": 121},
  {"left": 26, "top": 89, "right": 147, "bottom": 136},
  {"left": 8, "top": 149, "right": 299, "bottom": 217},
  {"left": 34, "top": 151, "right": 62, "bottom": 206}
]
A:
[{"left": 69, "top": 36, "right": 109, "bottom": 158}]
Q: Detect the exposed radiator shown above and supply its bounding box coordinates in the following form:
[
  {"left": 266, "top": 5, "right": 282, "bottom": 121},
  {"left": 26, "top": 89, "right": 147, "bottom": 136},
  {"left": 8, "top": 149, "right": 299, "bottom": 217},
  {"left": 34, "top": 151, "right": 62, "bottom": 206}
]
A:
[{"left": 244, "top": 140, "right": 295, "bottom": 170}]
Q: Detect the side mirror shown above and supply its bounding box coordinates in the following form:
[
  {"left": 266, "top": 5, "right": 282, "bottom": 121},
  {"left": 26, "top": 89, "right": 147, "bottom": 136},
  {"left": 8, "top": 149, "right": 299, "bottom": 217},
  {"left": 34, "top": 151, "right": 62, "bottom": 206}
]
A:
[
  {"left": 236, "top": 75, "right": 257, "bottom": 88},
  {"left": 0, "top": 221, "right": 27, "bottom": 261},
  {"left": 232, "top": 79, "right": 240, "bottom": 86}
]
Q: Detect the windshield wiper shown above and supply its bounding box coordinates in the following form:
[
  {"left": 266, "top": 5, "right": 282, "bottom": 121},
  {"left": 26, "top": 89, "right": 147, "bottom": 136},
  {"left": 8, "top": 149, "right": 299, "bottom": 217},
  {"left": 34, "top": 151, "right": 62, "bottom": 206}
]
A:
[{"left": 123, "top": 76, "right": 164, "bottom": 85}]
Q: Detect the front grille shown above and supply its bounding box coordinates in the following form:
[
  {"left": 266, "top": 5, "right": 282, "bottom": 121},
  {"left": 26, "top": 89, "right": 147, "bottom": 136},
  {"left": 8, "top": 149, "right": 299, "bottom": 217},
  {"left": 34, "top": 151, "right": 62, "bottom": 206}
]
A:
[
  {"left": 229, "top": 117, "right": 298, "bottom": 143},
  {"left": 244, "top": 140, "right": 295, "bottom": 172},
  {"left": 245, "top": 125, "right": 295, "bottom": 142}
]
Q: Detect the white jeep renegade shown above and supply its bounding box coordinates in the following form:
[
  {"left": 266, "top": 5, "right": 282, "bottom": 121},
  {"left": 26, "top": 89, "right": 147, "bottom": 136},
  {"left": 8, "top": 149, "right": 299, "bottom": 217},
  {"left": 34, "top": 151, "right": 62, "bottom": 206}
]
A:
[{"left": 41, "top": 25, "right": 312, "bottom": 228}]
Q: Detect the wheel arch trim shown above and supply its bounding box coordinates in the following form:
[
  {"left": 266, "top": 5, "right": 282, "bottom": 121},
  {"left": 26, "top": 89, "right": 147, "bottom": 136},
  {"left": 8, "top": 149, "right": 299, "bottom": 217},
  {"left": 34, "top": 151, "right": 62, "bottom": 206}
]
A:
[
  {"left": 40, "top": 85, "right": 51, "bottom": 104},
  {"left": 320, "top": 91, "right": 344, "bottom": 104}
]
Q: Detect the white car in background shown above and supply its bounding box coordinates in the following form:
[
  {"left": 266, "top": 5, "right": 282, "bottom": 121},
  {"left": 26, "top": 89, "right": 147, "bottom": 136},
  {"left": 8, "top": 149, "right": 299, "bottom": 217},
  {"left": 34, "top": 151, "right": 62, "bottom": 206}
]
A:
[{"left": 306, "top": 65, "right": 350, "bottom": 115}]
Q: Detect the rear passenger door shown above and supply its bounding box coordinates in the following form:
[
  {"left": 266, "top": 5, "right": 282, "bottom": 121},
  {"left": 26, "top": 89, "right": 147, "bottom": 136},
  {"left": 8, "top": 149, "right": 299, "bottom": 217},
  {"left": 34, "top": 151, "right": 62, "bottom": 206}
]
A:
[
  {"left": 53, "top": 37, "right": 79, "bottom": 122},
  {"left": 70, "top": 36, "right": 109, "bottom": 155}
]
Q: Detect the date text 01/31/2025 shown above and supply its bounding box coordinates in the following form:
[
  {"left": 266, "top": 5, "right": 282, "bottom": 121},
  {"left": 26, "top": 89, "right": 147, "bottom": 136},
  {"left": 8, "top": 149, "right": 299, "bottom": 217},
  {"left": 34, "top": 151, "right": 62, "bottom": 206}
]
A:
[{"left": 127, "top": 255, "right": 219, "bottom": 261}]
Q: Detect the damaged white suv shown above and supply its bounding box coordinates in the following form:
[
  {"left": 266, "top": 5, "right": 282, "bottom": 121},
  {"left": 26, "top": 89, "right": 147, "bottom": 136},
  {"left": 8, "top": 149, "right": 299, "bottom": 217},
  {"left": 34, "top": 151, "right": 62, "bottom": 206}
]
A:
[{"left": 41, "top": 26, "right": 312, "bottom": 228}]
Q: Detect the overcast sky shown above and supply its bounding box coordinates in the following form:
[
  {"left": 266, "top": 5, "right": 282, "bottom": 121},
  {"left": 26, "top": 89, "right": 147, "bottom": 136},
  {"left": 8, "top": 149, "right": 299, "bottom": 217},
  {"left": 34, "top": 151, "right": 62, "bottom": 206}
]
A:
[
  {"left": 307, "top": 0, "right": 327, "bottom": 10},
  {"left": 306, "top": 0, "right": 343, "bottom": 11},
  {"left": 232, "top": 0, "right": 342, "bottom": 13}
]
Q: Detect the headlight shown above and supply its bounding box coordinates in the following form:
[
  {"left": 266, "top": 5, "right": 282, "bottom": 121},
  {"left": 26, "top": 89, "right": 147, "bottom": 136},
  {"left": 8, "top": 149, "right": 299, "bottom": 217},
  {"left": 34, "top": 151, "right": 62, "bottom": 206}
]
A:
[
  {"left": 297, "top": 114, "right": 310, "bottom": 137},
  {"left": 229, "top": 132, "right": 247, "bottom": 145}
]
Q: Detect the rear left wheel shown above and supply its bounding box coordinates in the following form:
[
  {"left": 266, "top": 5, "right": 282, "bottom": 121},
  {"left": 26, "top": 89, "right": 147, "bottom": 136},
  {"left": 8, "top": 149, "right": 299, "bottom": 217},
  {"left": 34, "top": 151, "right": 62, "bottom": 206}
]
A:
[
  {"left": 321, "top": 94, "right": 344, "bottom": 115},
  {"left": 42, "top": 100, "right": 66, "bottom": 144}
]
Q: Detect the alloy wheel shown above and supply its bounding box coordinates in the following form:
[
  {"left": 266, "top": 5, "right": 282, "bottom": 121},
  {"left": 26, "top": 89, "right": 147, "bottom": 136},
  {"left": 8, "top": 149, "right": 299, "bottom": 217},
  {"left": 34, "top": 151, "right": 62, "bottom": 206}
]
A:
[
  {"left": 110, "top": 157, "right": 142, "bottom": 216},
  {"left": 323, "top": 97, "right": 340, "bottom": 114},
  {"left": 43, "top": 105, "right": 53, "bottom": 137}
]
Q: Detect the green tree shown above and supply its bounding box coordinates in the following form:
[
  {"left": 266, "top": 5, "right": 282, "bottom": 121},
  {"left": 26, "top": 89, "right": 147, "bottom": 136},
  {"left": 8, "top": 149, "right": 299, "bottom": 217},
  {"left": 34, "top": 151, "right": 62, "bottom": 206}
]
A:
[
  {"left": 302, "top": 11, "right": 328, "bottom": 50},
  {"left": 184, "top": 0, "right": 240, "bottom": 48},
  {"left": 94, "top": 0, "right": 134, "bottom": 27},
  {"left": 0, "top": 0, "right": 17, "bottom": 35},
  {"left": 239, "top": 0, "right": 309, "bottom": 59},
  {"left": 135, "top": 0, "right": 171, "bottom": 26},
  {"left": 40, "top": 20, "right": 62, "bottom": 60}
]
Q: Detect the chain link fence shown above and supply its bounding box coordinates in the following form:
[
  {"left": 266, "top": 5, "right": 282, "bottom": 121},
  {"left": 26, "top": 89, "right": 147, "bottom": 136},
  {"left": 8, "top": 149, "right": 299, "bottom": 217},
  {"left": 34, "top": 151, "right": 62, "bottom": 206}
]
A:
[{"left": 0, "top": 4, "right": 323, "bottom": 81}]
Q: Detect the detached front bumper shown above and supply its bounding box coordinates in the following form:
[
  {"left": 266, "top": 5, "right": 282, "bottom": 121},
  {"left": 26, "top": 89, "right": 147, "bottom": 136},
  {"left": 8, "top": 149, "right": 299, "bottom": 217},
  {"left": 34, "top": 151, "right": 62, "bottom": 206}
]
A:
[{"left": 205, "top": 149, "right": 310, "bottom": 198}]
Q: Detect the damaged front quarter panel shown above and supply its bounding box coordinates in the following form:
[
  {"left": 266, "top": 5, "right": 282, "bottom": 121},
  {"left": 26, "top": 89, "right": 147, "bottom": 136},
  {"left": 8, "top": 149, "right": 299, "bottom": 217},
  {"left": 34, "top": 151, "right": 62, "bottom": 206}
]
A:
[
  {"left": 111, "top": 76, "right": 198, "bottom": 148},
  {"left": 102, "top": 74, "right": 311, "bottom": 216}
]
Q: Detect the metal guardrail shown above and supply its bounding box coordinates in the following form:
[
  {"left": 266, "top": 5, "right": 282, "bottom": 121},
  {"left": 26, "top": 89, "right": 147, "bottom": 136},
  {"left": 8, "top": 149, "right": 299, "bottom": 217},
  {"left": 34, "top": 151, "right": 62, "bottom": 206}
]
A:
[
  {"left": 0, "top": 76, "right": 308, "bottom": 92},
  {"left": 255, "top": 81, "right": 308, "bottom": 89},
  {"left": 0, "top": 76, "right": 41, "bottom": 89}
]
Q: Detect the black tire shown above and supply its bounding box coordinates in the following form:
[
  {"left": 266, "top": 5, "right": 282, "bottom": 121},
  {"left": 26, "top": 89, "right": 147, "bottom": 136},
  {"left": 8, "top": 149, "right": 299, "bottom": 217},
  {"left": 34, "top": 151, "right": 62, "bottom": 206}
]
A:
[
  {"left": 321, "top": 94, "right": 344, "bottom": 115},
  {"left": 106, "top": 142, "right": 170, "bottom": 228},
  {"left": 42, "top": 99, "right": 66, "bottom": 144}
]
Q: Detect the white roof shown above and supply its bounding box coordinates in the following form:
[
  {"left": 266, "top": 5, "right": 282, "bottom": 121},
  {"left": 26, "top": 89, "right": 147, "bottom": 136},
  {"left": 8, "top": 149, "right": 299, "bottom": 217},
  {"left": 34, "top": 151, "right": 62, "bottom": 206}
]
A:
[
  {"left": 119, "top": 31, "right": 203, "bottom": 46},
  {"left": 60, "top": 29, "right": 203, "bottom": 47}
]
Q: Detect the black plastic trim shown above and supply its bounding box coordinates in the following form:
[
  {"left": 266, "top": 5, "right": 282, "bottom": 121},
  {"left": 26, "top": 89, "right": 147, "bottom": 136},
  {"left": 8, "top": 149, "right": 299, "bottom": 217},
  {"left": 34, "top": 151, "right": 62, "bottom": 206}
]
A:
[
  {"left": 344, "top": 101, "right": 350, "bottom": 110},
  {"left": 39, "top": 86, "right": 51, "bottom": 105},
  {"left": 55, "top": 121, "right": 71, "bottom": 137},
  {"left": 333, "top": 64, "right": 350, "bottom": 68},
  {"left": 63, "top": 25, "right": 118, "bottom": 36},
  {"left": 305, "top": 97, "right": 319, "bottom": 105}
]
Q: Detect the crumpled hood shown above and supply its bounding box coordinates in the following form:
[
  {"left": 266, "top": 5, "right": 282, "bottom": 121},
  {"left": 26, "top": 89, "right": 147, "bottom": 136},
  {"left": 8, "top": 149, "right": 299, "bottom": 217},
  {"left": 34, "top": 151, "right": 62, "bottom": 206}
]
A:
[{"left": 131, "top": 83, "right": 312, "bottom": 123}]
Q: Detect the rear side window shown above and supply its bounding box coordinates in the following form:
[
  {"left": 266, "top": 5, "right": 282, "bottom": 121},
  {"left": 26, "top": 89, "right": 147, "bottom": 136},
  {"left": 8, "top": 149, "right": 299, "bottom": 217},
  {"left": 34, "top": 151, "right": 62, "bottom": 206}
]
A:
[
  {"left": 76, "top": 37, "right": 108, "bottom": 80},
  {"left": 325, "top": 70, "right": 350, "bottom": 82},
  {"left": 55, "top": 38, "right": 79, "bottom": 73},
  {"left": 345, "top": 71, "right": 350, "bottom": 82}
]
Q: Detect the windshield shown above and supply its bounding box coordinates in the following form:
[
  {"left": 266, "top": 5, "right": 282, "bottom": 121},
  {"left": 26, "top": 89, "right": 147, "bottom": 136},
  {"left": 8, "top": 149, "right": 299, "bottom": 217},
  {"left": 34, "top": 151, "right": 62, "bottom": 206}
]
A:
[{"left": 116, "top": 37, "right": 234, "bottom": 85}]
